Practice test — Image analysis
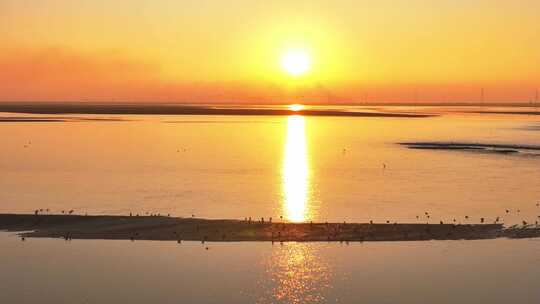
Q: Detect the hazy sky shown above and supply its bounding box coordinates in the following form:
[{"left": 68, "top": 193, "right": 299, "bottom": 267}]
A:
[{"left": 1, "top": 0, "right": 539, "bottom": 103}]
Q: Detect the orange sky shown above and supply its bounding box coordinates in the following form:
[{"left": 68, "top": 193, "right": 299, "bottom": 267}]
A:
[{"left": 1, "top": 0, "right": 539, "bottom": 103}]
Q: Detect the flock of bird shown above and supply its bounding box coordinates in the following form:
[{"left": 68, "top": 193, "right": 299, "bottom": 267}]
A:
[{"left": 22, "top": 202, "right": 539, "bottom": 248}]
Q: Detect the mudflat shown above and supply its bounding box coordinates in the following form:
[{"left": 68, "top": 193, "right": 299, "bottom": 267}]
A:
[{"left": 1, "top": 214, "right": 538, "bottom": 242}]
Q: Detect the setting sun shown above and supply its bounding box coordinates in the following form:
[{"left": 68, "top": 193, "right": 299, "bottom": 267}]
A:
[
  {"left": 289, "top": 104, "right": 304, "bottom": 111},
  {"left": 281, "top": 50, "right": 311, "bottom": 76}
]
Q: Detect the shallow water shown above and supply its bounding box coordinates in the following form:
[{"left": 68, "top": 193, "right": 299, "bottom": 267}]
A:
[
  {"left": 1, "top": 107, "right": 539, "bottom": 225},
  {"left": 0, "top": 233, "right": 539, "bottom": 304},
  {"left": 1, "top": 106, "right": 540, "bottom": 303}
]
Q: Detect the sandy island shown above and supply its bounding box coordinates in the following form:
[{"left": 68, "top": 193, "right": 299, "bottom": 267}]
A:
[{"left": 1, "top": 214, "right": 539, "bottom": 242}]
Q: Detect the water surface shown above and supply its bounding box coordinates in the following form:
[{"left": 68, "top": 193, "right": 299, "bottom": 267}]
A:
[
  {"left": 0, "top": 233, "right": 539, "bottom": 304},
  {"left": 1, "top": 107, "right": 539, "bottom": 225}
]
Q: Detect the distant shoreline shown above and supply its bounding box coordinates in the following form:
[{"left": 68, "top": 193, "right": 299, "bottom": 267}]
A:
[
  {"left": 1, "top": 102, "right": 539, "bottom": 117},
  {"left": 0, "top": 103, "right": 433, "bottom": 117},
  {"left": 1, "top": 214, "right": 538, "bottom": 243},
  {"left": 1, "top": 101, "right": 539, "bottom": 107}
]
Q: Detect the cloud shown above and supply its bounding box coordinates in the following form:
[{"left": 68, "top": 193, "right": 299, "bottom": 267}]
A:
[{"left": 0, "top": 46, "right": 291, "bottom": 102}]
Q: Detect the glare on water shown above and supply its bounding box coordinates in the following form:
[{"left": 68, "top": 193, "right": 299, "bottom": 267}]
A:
[
  {"left": 262, "top": 243, "right": 332, "bottom": 304},
  {"left": 282, "top": 115, "right": 311, "bottom": 222}
]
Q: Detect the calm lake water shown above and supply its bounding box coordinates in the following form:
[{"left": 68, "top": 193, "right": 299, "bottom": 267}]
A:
[
  {"left": 1, "top": 106, "right": 540, "bottom": 303},
  {"left": 1, "top": 233, "right": 539, "bottom": 304},
  {"left": 1, "top": 106, "right": 539, "bottom": 225}
]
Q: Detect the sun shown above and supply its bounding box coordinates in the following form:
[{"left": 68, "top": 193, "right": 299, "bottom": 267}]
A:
[
  {"left": 289, "top": 104, "right": 304, "bottom": 111},
  {"left": 281, "top": 50, "right": 311, "bottom": 76}
]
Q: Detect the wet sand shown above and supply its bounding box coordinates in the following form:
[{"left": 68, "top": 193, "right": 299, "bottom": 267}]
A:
[
  {"left": 1, "top": 214, "right": 538, "bottom": 242},
  {"left": 400, "top": 142, "right": 540, "bottom": 156}
]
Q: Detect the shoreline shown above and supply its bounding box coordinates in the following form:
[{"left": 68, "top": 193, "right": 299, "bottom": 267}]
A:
[
  {"left": 1, "top": 214, "right": 538, "bottom": 243},
  {"left": 0, "top": 103, "right": 433, "bottom": 118}
]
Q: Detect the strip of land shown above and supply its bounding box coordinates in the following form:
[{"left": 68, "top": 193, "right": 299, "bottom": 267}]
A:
[
  {"left": 0, "top": 103, "right": 433, "bottom": 118},
  {"left": 400, "top": 142, "right": 540, "bottom": 155},
  {"left": 1, "top": 214, "right": 538, "bottom": 242}
]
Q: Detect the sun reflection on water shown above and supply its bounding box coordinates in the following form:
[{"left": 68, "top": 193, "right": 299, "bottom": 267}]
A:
[
  {"left": 282, "top": 115, "right": 310, "bottom": 222},
  {"left": 260, "top": 243, "right": 332, "bottom": 304}
]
